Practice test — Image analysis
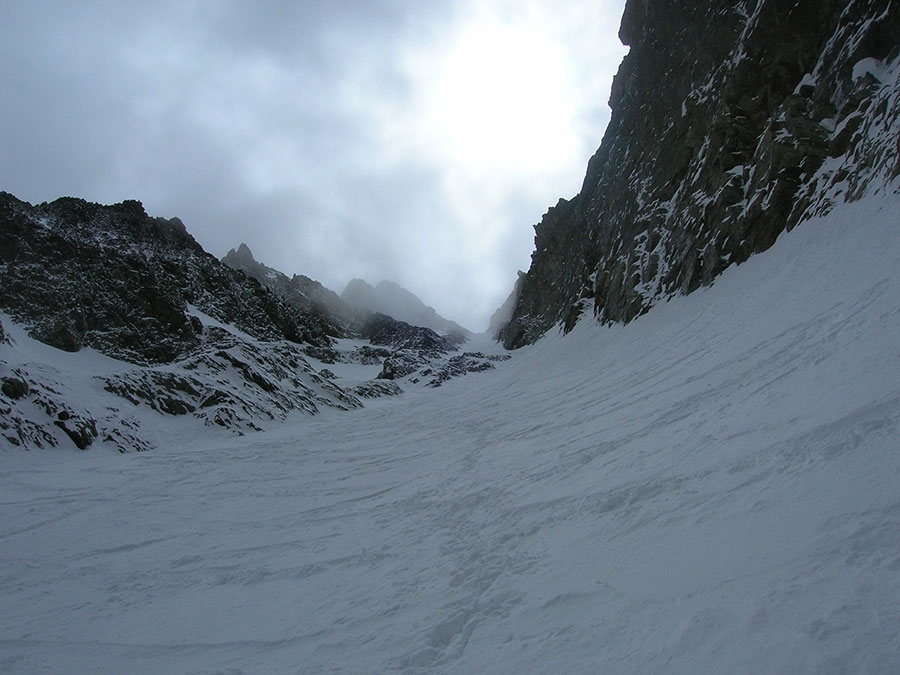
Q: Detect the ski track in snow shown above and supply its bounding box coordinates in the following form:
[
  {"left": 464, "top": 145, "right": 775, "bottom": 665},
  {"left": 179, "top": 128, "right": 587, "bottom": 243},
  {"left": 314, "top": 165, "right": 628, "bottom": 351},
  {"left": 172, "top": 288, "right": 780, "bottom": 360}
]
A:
[{"left": 2, "top": 191, "right": 900, "bottom": 673}]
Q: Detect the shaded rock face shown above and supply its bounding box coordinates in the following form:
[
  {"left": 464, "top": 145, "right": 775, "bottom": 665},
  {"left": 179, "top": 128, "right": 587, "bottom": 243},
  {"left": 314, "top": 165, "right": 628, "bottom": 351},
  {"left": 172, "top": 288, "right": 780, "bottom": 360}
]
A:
[
  {"left": 0, "top": 195, "right": 334, "bottom": 364},
  {"left": 419, "top": 352, "right": 512, "bottom": 389},
  {"left": 346, "top": 313, "right": 505, "bottom": 387},
  {"left": 488, "top": 271, "right": 526, "bottom": 340},
  {"left": 0, "top": 361, "right": 145, "bottom": 453},
  {"left": 501, "top": 0, "right": 900, "bottom": 348},
  {"left": 360, "top": 313, "right": 456, "bottom": 380},
  {"left": 0, "top": 322, "right": 369, "bottom": 450}
]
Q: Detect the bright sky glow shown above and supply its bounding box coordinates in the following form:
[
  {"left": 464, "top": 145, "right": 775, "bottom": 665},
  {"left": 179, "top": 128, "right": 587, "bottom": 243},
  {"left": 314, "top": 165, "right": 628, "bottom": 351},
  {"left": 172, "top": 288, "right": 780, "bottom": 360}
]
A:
[{"left": 418, "top": 18, "right": 577, "bottom": 171}]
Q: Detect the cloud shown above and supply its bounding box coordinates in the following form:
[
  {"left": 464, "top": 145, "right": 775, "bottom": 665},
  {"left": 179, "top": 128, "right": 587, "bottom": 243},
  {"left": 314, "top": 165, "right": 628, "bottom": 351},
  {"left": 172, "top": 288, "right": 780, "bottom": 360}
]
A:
[{"left": 0, "top": 0, "right": 628, "bottom": 332}]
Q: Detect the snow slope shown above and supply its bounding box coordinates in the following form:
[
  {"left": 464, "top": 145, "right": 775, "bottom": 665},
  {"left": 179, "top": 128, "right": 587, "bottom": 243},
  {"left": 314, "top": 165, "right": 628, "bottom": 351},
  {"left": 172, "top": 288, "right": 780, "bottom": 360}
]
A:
[{"left": 2, "top": 188, "right": 900, "bottom": 672}]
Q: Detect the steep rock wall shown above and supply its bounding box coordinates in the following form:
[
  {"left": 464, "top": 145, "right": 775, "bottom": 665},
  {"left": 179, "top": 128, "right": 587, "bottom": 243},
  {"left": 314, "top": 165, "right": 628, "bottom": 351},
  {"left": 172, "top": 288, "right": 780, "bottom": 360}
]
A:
[{"left": 501, "top": 0, "right": 900, "bottom": 348}]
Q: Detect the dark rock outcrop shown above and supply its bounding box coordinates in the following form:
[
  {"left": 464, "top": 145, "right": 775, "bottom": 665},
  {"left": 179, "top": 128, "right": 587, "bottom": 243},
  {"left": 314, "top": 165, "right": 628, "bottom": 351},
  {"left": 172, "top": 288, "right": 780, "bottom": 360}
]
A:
[
  {"left": 0, "top": 194, "right": 333, "bottom": 364},
  {"left": 1, "top": 376, "right": 28, "bottom": 400},
  {"left": 501, "top": 0, "right": 900, "bottom": 348},
  {"left": 353, "top": 380, "right": 403, "bottom": 399},
  {"left": 0, "top": 316, "right": 367, "bottom": 450},
  {"left": 422, "top": 352, "right": 512, "bottom": 389},
  {"left": 359, "top": 313, "right": 456, "bottom": 380},
  {"left": 0, "top": 362, "right": 136, "bottom": 452},
  {"left": 101, "top": 330, "right": 363, "bottom": 432}
]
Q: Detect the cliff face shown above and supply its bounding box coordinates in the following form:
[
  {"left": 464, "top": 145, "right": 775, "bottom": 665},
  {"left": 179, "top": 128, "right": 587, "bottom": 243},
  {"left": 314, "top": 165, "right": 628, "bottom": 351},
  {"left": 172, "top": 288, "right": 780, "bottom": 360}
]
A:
[{"left": 501, "top": 0, "right": 900, "bottom": 348}]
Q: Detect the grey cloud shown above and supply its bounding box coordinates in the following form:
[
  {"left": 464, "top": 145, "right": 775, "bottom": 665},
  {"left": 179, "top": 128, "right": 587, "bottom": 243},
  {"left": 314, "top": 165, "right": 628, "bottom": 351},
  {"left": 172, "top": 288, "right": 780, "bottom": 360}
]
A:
[{"left": 0, "top": 0, "right": 628, "bottom": 332}]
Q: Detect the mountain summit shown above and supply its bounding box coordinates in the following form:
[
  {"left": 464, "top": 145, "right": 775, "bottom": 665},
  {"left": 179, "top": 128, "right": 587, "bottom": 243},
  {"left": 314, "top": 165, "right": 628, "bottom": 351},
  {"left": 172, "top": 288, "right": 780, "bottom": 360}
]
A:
[{"left": 222, "top": 243, "right": 352, "bottom": 334}]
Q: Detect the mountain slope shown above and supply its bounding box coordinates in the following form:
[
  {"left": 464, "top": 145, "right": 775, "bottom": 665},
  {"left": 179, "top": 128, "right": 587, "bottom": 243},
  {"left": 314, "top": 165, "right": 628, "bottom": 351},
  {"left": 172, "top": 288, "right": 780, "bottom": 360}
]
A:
[
  {"left": 501, "top": 0, "right": 900, "bottom": 347},
  {"left": 0, "top": 194, "right": 334, "bottom": 364},
  {"left": 3, "top": 188, "right": 898, "bottom": 672},
  {"left": 0, "top": 196, "right": 506, "bottom": 449}
]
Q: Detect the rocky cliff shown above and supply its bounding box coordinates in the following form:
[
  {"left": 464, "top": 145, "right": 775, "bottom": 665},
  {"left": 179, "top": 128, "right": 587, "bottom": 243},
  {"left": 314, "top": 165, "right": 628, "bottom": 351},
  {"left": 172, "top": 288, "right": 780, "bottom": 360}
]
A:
[
  {"left": 0, "top": 195, "right": 376, "bottom": 448},
  {"left": 501, "top": 0, "right": 900, "bottom": 348}
]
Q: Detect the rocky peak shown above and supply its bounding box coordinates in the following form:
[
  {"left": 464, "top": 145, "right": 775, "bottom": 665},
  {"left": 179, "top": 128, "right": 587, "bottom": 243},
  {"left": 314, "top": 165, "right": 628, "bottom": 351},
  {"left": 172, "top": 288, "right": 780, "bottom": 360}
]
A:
[
  {"left": 341, "top": 278, "right": 377, "bottom": 311},
  {"left": 222, "top": 245, "right": 351, "bottom": 336},
  {"left": 226, "top": 242, "right": 256, "bottom": 266}
]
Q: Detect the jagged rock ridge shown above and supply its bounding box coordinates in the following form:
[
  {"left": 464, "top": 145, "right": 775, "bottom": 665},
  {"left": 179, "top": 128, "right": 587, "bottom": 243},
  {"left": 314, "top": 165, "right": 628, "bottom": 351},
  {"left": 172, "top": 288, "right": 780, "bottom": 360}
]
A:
[
  {"left": 222, "top": 244, "right": 470, "bottom": 344},
  {"left": 501, "top": 0, "right": 900, "bottom": 348},
  {"left": 0, "top": 194, "right": 334, "bottom": 364},
  {"left": 222, "top": 244, "right": 496, "bottom": 385}
]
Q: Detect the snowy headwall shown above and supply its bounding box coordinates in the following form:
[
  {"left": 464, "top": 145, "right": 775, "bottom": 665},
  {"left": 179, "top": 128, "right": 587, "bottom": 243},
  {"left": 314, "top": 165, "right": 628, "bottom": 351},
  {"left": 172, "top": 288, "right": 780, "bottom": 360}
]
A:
[{"left": 501, "top": 0, "right": 900, "bottom": 348}]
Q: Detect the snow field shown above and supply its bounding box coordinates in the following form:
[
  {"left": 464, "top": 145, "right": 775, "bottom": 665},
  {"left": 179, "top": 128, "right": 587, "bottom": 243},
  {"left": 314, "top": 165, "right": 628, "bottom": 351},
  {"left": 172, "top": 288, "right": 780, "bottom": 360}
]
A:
[{"left": 2, "top": 189, "right": 900, "bottom": 672}]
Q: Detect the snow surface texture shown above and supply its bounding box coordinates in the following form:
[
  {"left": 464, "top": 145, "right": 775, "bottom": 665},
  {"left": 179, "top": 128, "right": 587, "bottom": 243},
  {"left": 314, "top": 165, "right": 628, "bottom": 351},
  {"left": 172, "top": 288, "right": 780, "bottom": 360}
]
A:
[{"left": 3, "top": 189, "right": 900, "bottom": 672}]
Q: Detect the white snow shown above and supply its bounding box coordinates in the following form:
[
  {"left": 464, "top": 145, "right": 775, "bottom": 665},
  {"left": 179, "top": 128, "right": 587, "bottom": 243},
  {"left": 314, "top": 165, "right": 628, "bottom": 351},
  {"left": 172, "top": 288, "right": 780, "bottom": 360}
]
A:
[
  {"left": 794, "top": 71, "right": 817, "bottom": 93},
  {"left": 185, "top": 304, "right": 257, "bottom": 343},
  {"left": 852, "top": 56, "right": 892, "bottom": 83},
  {"left": 3, "top": 189, "right": 900, "bottom": 672}
]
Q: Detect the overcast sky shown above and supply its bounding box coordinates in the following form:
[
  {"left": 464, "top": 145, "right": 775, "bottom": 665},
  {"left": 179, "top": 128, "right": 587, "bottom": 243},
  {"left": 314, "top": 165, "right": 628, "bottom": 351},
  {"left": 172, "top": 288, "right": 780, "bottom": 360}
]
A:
[{"left": 0, "top": 0, "right": 628, "bottom": 331}]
